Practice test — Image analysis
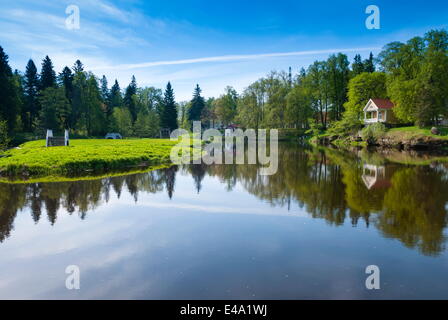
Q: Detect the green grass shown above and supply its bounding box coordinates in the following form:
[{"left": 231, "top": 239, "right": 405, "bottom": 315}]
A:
[
  {"left": 0, "top": 138, "right": 186, "bottom": 180},
  {"left": 387, "top": 126, "right": 448, "bottom": 140}
]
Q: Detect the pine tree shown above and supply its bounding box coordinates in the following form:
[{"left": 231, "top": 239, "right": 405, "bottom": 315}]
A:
[
  {"left": 23, "top": 59, "right": 40, "bottom": 131},
  {"left": 124, "top": 75, "right": 137, "bottom": 123},
  {"left": 38, "top": 87, "right": 70, "bottom": 132},
  {"left": 72, "top": 60, "right": 84, "bottom": 73},
  {"left": 85, "top": 75, "right": 106, "bottom": 136},
  {"left": 107, "top": 80, "right": 122, "bottom": 131},
  {"left": 58, "top": 66, "right": 73, "bottom": 103},
  {"left": 188, "top": 84, "right": 205, "bottom": 122},
  {"left": 0, "top": 46, "right": 21, "bottom": 132},
  {"left": 161, "top": 82, "right": 178, "bottom": 131},
  {"left": 40, "top": 55, "right": 56, "bottom": 90},
  {"left": 352, "top": 54, "right": 365, "bottom": 76},
  {"left": 100, "top": 75, "right": 109, "bottom": 102},
  {"left": 364, "top": 52, "right": 376, "bottom": 73}
]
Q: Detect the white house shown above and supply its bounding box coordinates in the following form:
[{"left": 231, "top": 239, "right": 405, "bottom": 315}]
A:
[
  {"left": 361, "top": 164, "right": 391, "bottom": 190},
  {"left": 363, "top": 99, "right": 397, "bottom": 125}
]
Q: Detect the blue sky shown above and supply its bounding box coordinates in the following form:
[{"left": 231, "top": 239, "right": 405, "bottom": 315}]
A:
[{"left": 0, "top": 0, "right": 447, "bottom": 100}]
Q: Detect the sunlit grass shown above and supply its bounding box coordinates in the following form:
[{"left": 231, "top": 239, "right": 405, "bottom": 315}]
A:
[
  {"left": 387, "top": 126, "right": 448, "bottom": 139},
  {"left": 0, "top": 139, "right": 180, "bottom": 178}
]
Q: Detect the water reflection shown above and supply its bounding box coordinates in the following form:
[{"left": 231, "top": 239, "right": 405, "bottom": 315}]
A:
[{"left": 1, "top": 145, "right": 448, "bottom": 256}]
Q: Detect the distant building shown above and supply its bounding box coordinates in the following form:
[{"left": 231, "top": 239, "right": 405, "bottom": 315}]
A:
[{"left": 363, "top": 99, "right": 398, "bottom": 125}]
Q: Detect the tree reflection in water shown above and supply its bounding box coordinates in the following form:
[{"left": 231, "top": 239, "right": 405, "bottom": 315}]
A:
[{"left": 1, "top": 145, "right": 448, "bottom": 256}]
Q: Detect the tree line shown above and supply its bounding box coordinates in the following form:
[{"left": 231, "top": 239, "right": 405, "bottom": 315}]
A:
[
  {"left": 1, "top": 29, "right": 448, "bottom": 149},
  {"left": 0, "top": 48, "right": 211, "bottom": 148},
  {"left": 211, "top": 29, "right": 448, "bottom": 135}
]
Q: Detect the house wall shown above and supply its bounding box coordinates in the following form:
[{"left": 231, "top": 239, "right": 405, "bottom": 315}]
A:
[{"left": 385, "top": 109, "right": 400, "bottom": 124}]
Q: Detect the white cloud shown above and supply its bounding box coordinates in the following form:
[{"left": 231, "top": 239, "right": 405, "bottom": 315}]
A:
[{"left": 94, "top": 47, "right": 381, "bottom": 71}]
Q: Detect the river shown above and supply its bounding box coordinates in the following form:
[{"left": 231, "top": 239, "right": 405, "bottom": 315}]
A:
[{"left": 0, "top": 144, "right": 447, "bottom": 299}]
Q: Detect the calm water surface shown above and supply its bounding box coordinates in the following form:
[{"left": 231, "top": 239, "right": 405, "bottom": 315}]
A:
[{"left": 0, "top": 144, "right": 448, "bottom": 299}]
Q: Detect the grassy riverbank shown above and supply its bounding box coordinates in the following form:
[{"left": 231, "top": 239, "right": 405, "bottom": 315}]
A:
[
  {"left": 315, "top": 125, "right": 448, "bottom": 149},
  {"left": 0, "top": 139, "right": 184, "bottom": 180}
]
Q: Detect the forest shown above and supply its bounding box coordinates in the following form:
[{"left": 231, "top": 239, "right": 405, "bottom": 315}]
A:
[{"left": 1, "top": 29, "right": 448, "bottom": 150}]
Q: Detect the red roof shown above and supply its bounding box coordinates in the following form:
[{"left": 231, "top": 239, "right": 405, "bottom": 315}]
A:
[{"left": 371, "top": 99, "right": 395, "bottom": 109}]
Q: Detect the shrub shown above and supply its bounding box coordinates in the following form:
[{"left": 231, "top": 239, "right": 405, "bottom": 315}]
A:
[
  {"left": 361, "top": 123, "right": 387, "bottom": 143},
  {"left": 327, "top": 112, "right": 363, "bottom": 138}
]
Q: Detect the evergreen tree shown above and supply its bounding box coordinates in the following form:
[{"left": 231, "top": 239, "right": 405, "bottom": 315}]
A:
[
  {"left": 160, "top": 82, "right": 178, "bottom": 130},
  {"left": 109, "top": 80, "right": 122, "bottom": 108},
  {"left": 124, "top": 75, "right": 138, "bottom": 123},
  {"left": 85, "top": 75, "right": 106, "bottom": 136},
  {"left": 38, "top": 87, "right": 70, "bottom": 131},
  {"left": 13, "top": 70, "right": 25, "bottom": 132},
  {"left": 352, "top": 54, "right": 365, "bottom": 76},
  {"left": 71, "top": 69, "right": 87, "bottom": 131},
  {"left": 188, "top": 84, "right": 205, "bottom": 122},
  {"left": 100, "top": 75, "right": 109, "bottom": 102},
  {"left": 72, "top": 60, "right": 84, "bottom": 73},
  {"left": 40, "top": 55, "right": 56, "bottom": 90},
  {"left": 58, "top": 66, "right": 73, "bottom": 103},
  {"left": 107, "top": 80, "right": 122, "bottom": 131},
  {"left": 0, "top": 46, "right": 21, "bottom": 132},
  {"left": 364, "top": 52, "right": 376, "bottom": 73},
  {"left": 23, "top": 59, "right": 40, "bottom": 131}
]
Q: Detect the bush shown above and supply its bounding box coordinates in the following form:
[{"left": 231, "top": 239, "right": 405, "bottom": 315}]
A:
[
  {"left": 327, "top": 112, "right": 363, "bottom": 138},
  {"left": 361, "top": 123, "right": 387, "bottom": 143}
]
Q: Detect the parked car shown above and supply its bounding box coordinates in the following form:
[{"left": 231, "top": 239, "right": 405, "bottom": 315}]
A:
[{"left": 105, "top": 133, "right": 123, "bottom": 139}]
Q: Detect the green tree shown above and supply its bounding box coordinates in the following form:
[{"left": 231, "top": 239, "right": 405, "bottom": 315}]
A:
[
  {"left": 187, "top": 84, "right": 205, "bottom": 122},
  {"left": 71, "top": 69, "right": 87, "bottom": 131},
  {"left": 133, "top": 87, "right": 162, "bottom": 137},
  {"left": 236, "top": 88, "right": 260, "bottom": 129},
  {"left": 85, "top": 75, "right": 106, "bottom": 136},
  {"left": 160, "top": 82, "right": 178, "bottom": 131},
  {"left": 0, "top": 120, "right": 9, "bottom": 151},
  {"left": 100, "top": 75, "right": 109, "bottom": 102},
  {"left": 306, "top": 61, "right": 331, "bottom": 128},
  {"left": 58, "top": 66, "right": 73, "bottom": 104},
  {"left": 214, "top": 86, "right": 238, "bottom": 125},
  {"left": 124, "top": 75, "right": 138, "bottom": 123},
  {"left": 286, "top": 84, "right": 313, "bottom": 129},
  {"left": 352, "top": 54, "right": 365, "bottom": 76},
  {"left": 344, "top": 72, "right": 388, "bottom": 118},
  {"left": 23, "top": 59, "right": 40, "bottom": 131},
  {"left": 38, "top": 87, "right": 71, "bottom": 131},
  {"left": 39, "top": 56, "right": 56, "bottom": 90},
  {"left": 327, "top": 53, "right": 350, "bottom": 121},
  {"left": 112, "top": 107, "right": 133, "bottom": 136},
  {"left": 379, "top": 30, "right": 448, "bottom": 126},
  {"left": 0, "top": 46, "right": 21, "bottom": 132},
  {"left": 106, "top": 80, "right": 123, "bottom": 131},
  {"left": 72, "top": 60, "right": 84, "bottom": 73},
  {"left": 364, "top": 52, "right": 376, "bottom": 73}
]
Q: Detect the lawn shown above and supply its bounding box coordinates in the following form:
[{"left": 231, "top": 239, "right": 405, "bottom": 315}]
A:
[
  {"left": 387, "top": 126, "right": 448, "bottom": 140},
  {"left": 0, "top": 139, "right": 183, "bottom": 180}
]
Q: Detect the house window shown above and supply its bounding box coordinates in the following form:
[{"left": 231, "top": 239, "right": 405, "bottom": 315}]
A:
[{"left": 378, "top": 111, "right": 383, "bottom": 120}]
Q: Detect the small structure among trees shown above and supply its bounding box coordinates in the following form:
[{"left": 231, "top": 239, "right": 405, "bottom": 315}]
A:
[
  {"left": 46, "top": 129, "right": 69, "bottom": 147},
  {"left": 363, "top": 99, "right": 398, "bottom": 125},
  {"left": 159, "top": 128, "right": 171, "bottom": 138}
]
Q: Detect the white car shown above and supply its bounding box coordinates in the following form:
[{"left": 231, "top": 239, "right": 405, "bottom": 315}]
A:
[{"left": 105, "top": 133, "right": 123, "bottom": 139}]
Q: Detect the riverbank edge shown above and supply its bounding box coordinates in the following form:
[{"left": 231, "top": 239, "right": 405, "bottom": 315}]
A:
[
  {"left": 0, "top": 139, "right": 201, "bottom": 183},
  {"left": 311, "top": 127, "right": 448, "bottom": 151}
]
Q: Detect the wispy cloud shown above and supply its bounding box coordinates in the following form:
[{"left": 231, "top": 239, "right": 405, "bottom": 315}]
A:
[{"left": 93, "top": 47, "right": 380, "bottom": 71}]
